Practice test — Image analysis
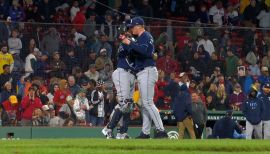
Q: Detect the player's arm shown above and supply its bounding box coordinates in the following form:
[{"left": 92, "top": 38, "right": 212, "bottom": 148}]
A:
[{"left": 129, "top": 40, "right": 153, "bottom": 57}]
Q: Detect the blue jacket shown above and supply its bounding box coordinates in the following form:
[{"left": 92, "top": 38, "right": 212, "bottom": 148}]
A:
[
  {"left": 258, "top": 93, "right": 270, "bottom": 120},
  {"left": 129, "top": 31, "right": 155, "bottom": 71},
  {"left": 242, "top": 97, "right": 263, "bottom": 125},
  {"left": 172, "top": 84, "right": 192, "bottom": 122},
  {"left": 212, "top": 116, "right": 242, "bottom": 139},
  {"left": 164, "top": 80, "right": 180, "bottom": 103},
  {"left": 117, "top": 43, "right": 135, "bottom": 70}
]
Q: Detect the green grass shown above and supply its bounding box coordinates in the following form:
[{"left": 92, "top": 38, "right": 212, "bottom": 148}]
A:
[{"left": 1, "top": 139, "right": 270, "bottom": 154}]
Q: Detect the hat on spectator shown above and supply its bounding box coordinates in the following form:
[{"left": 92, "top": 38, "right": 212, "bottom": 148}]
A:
[
  {"left": 263, "top": 83, "right": 270, "bottom": 89},
  {"left": 261, "top": 66, "right": 269, "bottom": 72},
  {"left": 179, "top": 72, "right": 186, "bottom": 78},
  {"left": 79, "top": 88, "right": 87, "bottom": 93},
  {"left": 66, "top": 95, "right": 73, "bottom": 102},
  {"left": 42, "top": 105, "right": 50, "bottom": 111},
  {"left": 97, "top": 80, "right": 104, "bottom": 87},
  {"left": 9, "top": 95, "right": 18, "bottom": 105},
  {"left": 100, "top": 48, "right": 107, "bottom": 53},
  {"left": 81, "top": 80, "right": 88, "bottom": 86},
  {"left": 128, "top": 17, "right": 145, "bottom": 27}
]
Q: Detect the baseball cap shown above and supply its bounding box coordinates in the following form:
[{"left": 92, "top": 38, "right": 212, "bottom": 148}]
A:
[
  {"left": 42, "top": 105, "right": 50, "bottom": 111},
  {"left": 261, "top": 66, "right": 269, "bottom": 72},
  {"left": 263, "top": 83, "right": 270, "bottom": 89},
  {"left": 97, "top": 80, "right": 104, "bottom": 87},
  {"left": 66, "top": 95, "right": 73, "bottom": 102},
  {"left": 127, "top": 17, "right": 145, "bottom": 27},
  {"left": 100, "top": 48, "right": 107, "bottom": 53},
  {"left": 9, "top": 95, "right": 18, "bottom": 105},
  {"left": 179, "top": 72, "right": 186, "bottom": 78}
]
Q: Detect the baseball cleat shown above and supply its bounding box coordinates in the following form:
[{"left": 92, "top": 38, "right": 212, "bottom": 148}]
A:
[
  {"left": 135, "top": 132, "right": 150, "bottom": 139},
  {"left": 154, "top": 131, "right": 168, "bottom": 139}
]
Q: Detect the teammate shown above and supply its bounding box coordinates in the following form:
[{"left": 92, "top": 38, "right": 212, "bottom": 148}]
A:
[
  {"left": 122, "top": 17, "right": 168, "bottom": 138},
  {"left": 102, "top": 21, "right": 136, "bottom": 139}
]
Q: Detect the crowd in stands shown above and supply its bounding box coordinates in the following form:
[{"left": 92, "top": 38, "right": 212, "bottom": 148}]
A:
[{"left": 0, "top": 0, "right": 270, "bottom": 127}]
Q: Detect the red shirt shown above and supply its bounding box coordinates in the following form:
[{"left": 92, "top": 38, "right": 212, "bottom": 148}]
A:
[
  {"left": 156, "top": 56, "right": 180, "bottom": 76},
  {"left": 53, "top": 89, "right": 71, "bottom": 114},
  {"left": 2, "top": 100, "right": 20, "bottom": 120},
  {"left": 21, "top": 96, "right": 43, "bottom": 120},
  {"left": 72, "top": 12, "right": 86, "bottom": 32}
]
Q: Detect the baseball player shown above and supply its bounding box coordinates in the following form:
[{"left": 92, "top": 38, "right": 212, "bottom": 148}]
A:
[
  {"left": 102, "top": 22, "right": 136, "bottom": 139},
  {"left": 121, "top": 17, "right": 168, "bottom": 138}
]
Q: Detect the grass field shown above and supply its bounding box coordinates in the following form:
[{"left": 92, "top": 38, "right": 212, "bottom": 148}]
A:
[{"left": 1, "top": 139, "right": 270, "bottom": 154}]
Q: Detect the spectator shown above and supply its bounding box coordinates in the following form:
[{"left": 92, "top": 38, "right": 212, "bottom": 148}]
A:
[
  {"left": 63, "top": 48, "right": 79, "bottom": 75},
  {"left": 243, "top": 0, "right": 260, "bottom": 26},
  {"left": 8, "top": 29, "right": 22, "bottom": 56},
  {"left": 138, "top": 0, "right": 153, "bottom": 17},
  {"left": 25, "top": 4, "right": 41, "bottom": 22},
  {"left": 191, "top": 92, "right": 207, "bottom": 139},
  {"left": 83, "top": 11, "right": 97, "bottom": 38},
  {"left": 206, "top": 83, "right": 218, "bottom": 110},
  {"left": 0, "top": 81, "right": 15, "bottom": 104},
  {"left": 72, "top": 66, "right": 90, "bottom": 85},
  {"left": 75, "top": 38, "right": 88, "bottom": 68},
  {"left": 53, "top": 8, "right": 69, "bottom": 23},
  {"left": 95, "top": 48, "right": 113, "bottom": 71},
  {"left": 177, "top": 40, "right": 196, "bottom": 72},
  {"left": 257, "top": 5, "right": 270, "bottom": 28},
  {"left": 197, "top": 45, "right": 211, "bottom": 64},
  {"left": 92, "top": 34, "right": 113, "bottom": 58},
  {"left": 73, "top": 88, "right": 89, "bottom": 125},
  {"left": 242, "top": 86, "right": 263, "bottom": 139},
  {"left": 39, "top": 0, "right": 55, "bottom": 22},
  {"left": 40, "top": 28, "right": 61, "bottom": 55},
  {"left": 82, "top": 51, "right": 97, "bottom": 71},
  {"left": 209, "top": 1, "right": 225, "bottom": 26},
  {"left": 156, "top": 52, "right": 179, "bottom": 77},
  {"left": 229, "top": 83, "right": 246, "bottom": 111},
  {"left": 262, "top": 50, "right": 270, "bottom": 68},
  {"left": 72, "top": 7, "right": 87, "bottom": 32},
  {"left": 100, "top": 10, "right": 117, "bottom": 42},
  {"left": 84, "top": 64, "right": 99, "bottom": 81},
  {"left": 173, "top": 79, "right": 195, "bottom": 139},
  {"left": 21, "top": 87, "right": 43, "bottom": 126},
  {"left": 258, "top": 83, "right": 270, "bottom": 139},
  {"left": 0, "top": 17, "right": 10, "bottom": 43},
  {"left": 225, "top": 49, "right": 239, "bottom": 77},
  {"left": 1, "top": 95, "right": 19, "bottom": 126},
  {"left": 68, "top": 75, "right": 80, "bottom": 98},
  {"left": 46, "top": 83, "right": 59, "bottom": 105},
  {"left": 0, "top": 44, "right": 14, "bottom": 74},
  {"left": 32, "top": 107, "right": 47, "bottom": 126},
  {"left": 71, "top": 28, "right": 87, "bottom": 45},
  {"left": 49, "top": 52, "right": 66, "bottom": 78},
  {"left": 0, "top": 0, "right": 9, "bottom": 20},
  {"left": 99, "top": 63, "right": 113, "bottom": 94},
  {"left": 70, "top": 0, "right": 80, "bottom": 22},
  {"left": 197, "top": 5, "right": 209, "bottom": 24},
  {"left": 35, "top": 52, "right": 50, "bottom": 78},
  {"left": 90, "top": 80, "right": 106, "bottom": 126},
  {"left": 53, "top": 79, "right": 70, "bottom": 115},
  {"left": 259, "top": 66, "right": 270, "bottom": 86},
  {"left": 208, "top": 53, "right": 224, "bottom": 75},
  {"left": 216, "top": 84, "right": 228, "bottom": 110},
  {"left": 154, "top": 70, "right": 168, "bottom": 109},
  {"left": 198, "top": 35, "right": 215, "bottom": 56},
  {"left": 227, "top": 5, "right": 239, "bottom": 26},
  {"left": 0, "top": 64, "right": 14, "bottom": 92},
  {"left": 190, "top": 52, "right": 206, "bottom": 81},
  {"left": 48, "top": 107, "right": 62, "bottom": 127},
  {"left": 25, "top": 48, "right": 40, "bottom": 77},
  {"left": 9, "top": 0, "right": 24, "bottom": 21},
  {"left": 210, "top": 110, "right": 244, "bottom": 139},
  {"left": 59, "top": 95, "right": 77, "bottom": 125}
]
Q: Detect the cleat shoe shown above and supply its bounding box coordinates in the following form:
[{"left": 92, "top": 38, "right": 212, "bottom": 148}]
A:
[
  {"left": 136, "top": 132, "right": 150, "bottom": 139},
  {"left": 121, "top": 133, "right": 130, "bottom": 139},
  {"left": 154, "top": 131, "right": 168, "bottom": 139},
  {"left": 116, "top": 133, "right": 122, "bottom": 139}
]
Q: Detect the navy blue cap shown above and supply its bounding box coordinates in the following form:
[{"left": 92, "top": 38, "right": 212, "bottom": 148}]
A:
[
  {"left": 263, "top": 83, "right": 270, "bottom": 89},
  {"left": 127, "top": 17, "right": 145, "bottom": 27}
]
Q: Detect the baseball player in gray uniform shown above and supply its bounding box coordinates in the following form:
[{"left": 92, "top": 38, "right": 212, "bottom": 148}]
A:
[
  {"left": 122, "top": 17, "right": 168, "bottom": 138},
  {"left": 102, "top": 22, "right": 136, "bottom": 139}
]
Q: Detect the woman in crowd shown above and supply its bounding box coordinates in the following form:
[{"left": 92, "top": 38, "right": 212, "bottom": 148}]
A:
[{"left": 53, "top": 79, "right": 70, "bottom": 115}]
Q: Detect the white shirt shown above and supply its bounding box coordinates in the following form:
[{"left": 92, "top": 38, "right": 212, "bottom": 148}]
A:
[
  {"left": 74, "top": 32, "right": 87, "bottom": 45},
  {"left": 70, "top": 6, "right": 80, "bottom": 21},
  {"left": 257, "top": 10, "right": 270, "bottom": 28},
  {"left": 25, "top": 53, "right": 36, "bottom": 73},
  {"left": 197, "top": 39, "right": 215, "bottom": 55},
  {"left": 209, "top": 5, "right": 224, "bottom": 26},
  {"left": 8, "top": 37, "right": 22, "bottom": 54}
]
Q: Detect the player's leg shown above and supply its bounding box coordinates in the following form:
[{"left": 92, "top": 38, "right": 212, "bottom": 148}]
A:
[
  {"left": 136, "top": 106, "right": 151, "bottom": 138},
  {"left": 137, "top": 67, "right": 166, "bottom": 135},
  {"left": 263, "top": 120, "right": 270, "bottom": 139},
  {"left": 245, "top": 120, "right": 254, "bottom": 139},
  {"left": 254, "top": 121, "right": 263, "bottom": 139}
]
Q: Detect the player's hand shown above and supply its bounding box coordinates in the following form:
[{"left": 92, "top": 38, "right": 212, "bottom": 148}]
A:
[{"left": 122, "top": 38, "right": 131, "bottom": 45}]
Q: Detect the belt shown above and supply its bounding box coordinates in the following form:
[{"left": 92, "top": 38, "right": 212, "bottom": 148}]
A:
[{"left": 137, "top": 66, "right": 155, "bottom": 73}]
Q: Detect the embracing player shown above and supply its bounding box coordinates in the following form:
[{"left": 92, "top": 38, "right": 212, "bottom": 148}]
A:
[
  {"left": 102, "top": 21, "right": 136, "bottom": 139},
  {"left": 121, "top": 17, "right": 168, "bottom": 138}
]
